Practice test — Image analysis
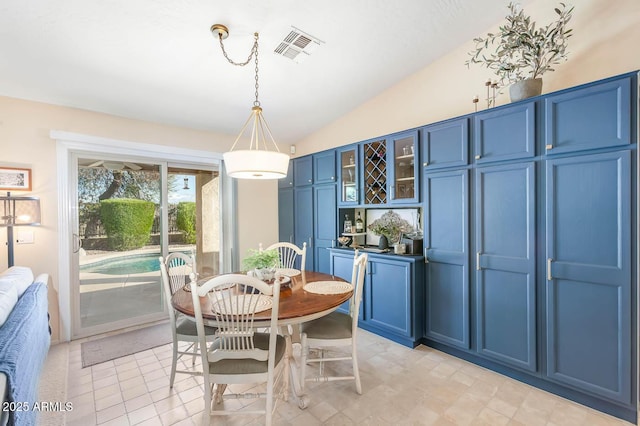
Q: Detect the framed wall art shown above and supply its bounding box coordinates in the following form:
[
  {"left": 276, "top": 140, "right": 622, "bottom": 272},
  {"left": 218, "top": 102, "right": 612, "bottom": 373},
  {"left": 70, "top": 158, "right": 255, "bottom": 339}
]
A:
[{"left": 0, "top": 167, "right": 32, "bottom": 191}]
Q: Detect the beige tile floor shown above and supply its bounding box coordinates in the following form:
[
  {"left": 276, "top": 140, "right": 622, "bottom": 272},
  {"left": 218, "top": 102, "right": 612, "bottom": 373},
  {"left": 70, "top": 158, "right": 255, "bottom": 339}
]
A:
[{"left": 42, "top": 328, "right": 634, "bottom": 426}]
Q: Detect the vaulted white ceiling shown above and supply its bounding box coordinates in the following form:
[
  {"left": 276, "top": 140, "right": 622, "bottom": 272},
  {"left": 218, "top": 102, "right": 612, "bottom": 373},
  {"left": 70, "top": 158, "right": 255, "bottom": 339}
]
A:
[{"left": 0, "top": 0, "right": 525, "bottom": 145}]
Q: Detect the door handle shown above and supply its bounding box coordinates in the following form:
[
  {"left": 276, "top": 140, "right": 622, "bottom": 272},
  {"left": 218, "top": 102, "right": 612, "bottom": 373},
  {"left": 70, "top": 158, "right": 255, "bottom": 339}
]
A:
[
  {"left": 547, "top": 258, "right": 553, "bottom": 281},
  {"left": 476, "top": 251, "right": 481, "bottom": 270},
  {"left": 73, "top": 233, "right": 83, "bottom": 254},
  {"left": 424, "top": 247, "right": 429, "bottom": 264},
  {"left": 308, "top": 237, "right": 313, "bottom": 248}
]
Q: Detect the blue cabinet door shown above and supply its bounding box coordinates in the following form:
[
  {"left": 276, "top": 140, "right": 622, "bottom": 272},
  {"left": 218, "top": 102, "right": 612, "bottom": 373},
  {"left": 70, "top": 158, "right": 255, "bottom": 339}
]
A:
[
  {"left": 475, "top": 162, "right": 536, "bottom": 372},
  {"left": 388, "top": 130, "right": 419, "bottom": 204},
  {"left": 337, "top": 145, "right": 360, "bottom": 206},
  {"left": 545, "top": 151, "right": 631, "bottom": 404},
  {"left": 423, "top": 169, "right": 470, "bottom": 349},
  {"left": 278, "top": 161, "right": 294, "bottom": 188},
  {"left": 330, "top": 251, "right": 362, "bottom": 319},
  {"left": 421, "top": 118, "right": 469, "bottom": 170},
  {"left": 294, "top": 156, "right": 313, "bottom": 186},
  {"left": 544, "top": 76, "right": 632, "bottom": 155},
  {"left": 473, "top": 101, "right": 535, "bottom": 164},
  {"left": 313, "top": 184, "right": 337, "bottom": 273},
  {"left": 365, "top": 258, "right": 412, "bottom": 338},
  {"left": 278, "top": 188, "right": 294, "bottom": 244},
  {"left": 313, "top": 151, "right": 336, "bottom": 184},
  {"left": 294, "top": 186, "right": 314, "bottom": 271}
]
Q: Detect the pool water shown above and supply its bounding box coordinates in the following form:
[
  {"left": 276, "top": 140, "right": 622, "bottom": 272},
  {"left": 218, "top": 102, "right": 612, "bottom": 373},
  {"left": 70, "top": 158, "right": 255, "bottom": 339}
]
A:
[{"left": 80, "top": 254, "right": 161, "bottom": 275}]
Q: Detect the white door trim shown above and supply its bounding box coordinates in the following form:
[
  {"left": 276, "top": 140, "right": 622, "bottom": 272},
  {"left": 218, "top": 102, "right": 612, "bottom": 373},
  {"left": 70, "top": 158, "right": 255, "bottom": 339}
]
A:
[{"left": 51, "top": 130, "right": 226, "bottom": 342}]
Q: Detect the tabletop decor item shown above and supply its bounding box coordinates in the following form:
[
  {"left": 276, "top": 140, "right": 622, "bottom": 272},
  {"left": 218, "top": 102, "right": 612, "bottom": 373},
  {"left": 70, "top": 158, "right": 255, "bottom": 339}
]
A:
[
  {"left": 368, "top": 210, "right": 413, "bottom": 248},
  {"left": 465, "top": 2, "right": 573, "bottom": 102},
  {"left": 243, "top": 248, "right": 279, "bottom": 282}
]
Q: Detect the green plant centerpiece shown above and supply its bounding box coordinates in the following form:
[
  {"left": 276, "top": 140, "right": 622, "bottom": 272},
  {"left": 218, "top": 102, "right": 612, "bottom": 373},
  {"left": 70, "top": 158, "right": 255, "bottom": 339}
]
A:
[
  {"left": 465, "top": 2, "right": 573, "bottom": 101},
  {"left": 243, "top": 248, "right": 280, "bottom": 281},
  {"left": 368, "top": 210, "right": 413, "bottom": 249}
]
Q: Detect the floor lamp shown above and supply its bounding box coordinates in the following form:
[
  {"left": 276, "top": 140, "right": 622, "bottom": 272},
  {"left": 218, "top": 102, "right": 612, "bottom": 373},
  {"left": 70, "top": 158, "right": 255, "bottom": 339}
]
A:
[{"left": 1, "top": 193, "right": 41, "bottom": 267}]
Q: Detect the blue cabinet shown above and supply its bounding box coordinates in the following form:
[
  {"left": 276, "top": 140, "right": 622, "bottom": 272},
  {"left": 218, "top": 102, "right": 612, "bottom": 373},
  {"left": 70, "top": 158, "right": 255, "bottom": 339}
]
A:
[
  {"left": 294, "top": 186, "right": 314, "bottom": 271},
  {"left": 423, "top": 169, "right": 470, "bottom": 349},
  {"left": 545, "top": 151, "right": 632, "bottom": 404},
  {"left": 421, "top": 118, "right": 469, "bottom": 170},
  {"left": 330, "top": 251, "right": 365, "bottom": 321},
  {"left": 294, "top": 156, "right": 313, "bottom": 186},
  {"left": 337, "top": 144, "right": 360, "bottom": 206},
  {"left": 388, "top": 130, "right": 420, "bottom": 204},
  {"left": 366, "top": 257, "right": 412, "bottom": 338},
  {"left": 329, "top": 249, "right": 424, "bottom": 347},
  {"left": 313, "top": 151, "right": 336, "bottom": 184},
  {"left": 313, "top": 184, "right": 337, "bottom": 274},
  {"left": 277, "top": 187, "right": 294, "bottom": 243},
  {"left": 278, "top": 161, "right": 294, "bottom": 188},
  {"left": 544, "top": 76, "right": 633, "bottom": 155},
  {"left": 473, "top": 101, "right": 535, "bottom": 163},
  {"left": 475, "top": 162, "right": 536, "bottom": 372}
]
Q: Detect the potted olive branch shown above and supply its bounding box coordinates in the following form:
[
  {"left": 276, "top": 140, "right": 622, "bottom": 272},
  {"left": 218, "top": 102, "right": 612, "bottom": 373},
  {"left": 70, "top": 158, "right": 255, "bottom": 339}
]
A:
[{"left": 465, "top": 2, "right": 574, "bottom": 102}]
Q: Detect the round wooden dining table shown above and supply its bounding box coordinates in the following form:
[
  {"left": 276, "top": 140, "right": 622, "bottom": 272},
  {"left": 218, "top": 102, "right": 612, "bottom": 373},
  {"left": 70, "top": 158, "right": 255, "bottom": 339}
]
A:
[
  {"left": 170, "top": 269, "right": 353, "bottom": 409},
  {"left": 171, "top": 270, "right": 352, "bottom": 327}
]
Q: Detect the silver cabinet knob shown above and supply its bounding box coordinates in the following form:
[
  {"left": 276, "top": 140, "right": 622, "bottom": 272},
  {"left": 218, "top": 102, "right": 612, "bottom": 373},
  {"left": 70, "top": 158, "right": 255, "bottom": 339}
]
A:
[{"left": 475, "top": 155, "right": 481, "bottom": 160}]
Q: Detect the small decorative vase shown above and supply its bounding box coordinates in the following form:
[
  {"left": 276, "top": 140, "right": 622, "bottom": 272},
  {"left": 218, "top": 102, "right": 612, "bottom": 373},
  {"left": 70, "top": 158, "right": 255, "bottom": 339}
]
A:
[
  {"left": 509, "top": 78, "right": 543, "bottom": 102},
  {"left": 378, "top": 235, "right": 389, "bottom": 250},
  {"left": 249, "top": 268, "right": 275, "bottom": 282}
]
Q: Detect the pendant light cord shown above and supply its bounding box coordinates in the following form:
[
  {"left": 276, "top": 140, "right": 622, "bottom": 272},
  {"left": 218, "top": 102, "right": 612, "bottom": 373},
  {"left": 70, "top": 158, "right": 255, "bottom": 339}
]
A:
[{"left": 217, "top": 32, "right": 261, "bottom": 107}]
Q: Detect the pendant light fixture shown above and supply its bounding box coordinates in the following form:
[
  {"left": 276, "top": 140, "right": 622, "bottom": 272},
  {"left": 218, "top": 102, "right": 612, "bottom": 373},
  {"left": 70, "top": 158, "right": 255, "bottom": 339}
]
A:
[{"left": 211, "top": 24, "right": 290, "bottom": 179}]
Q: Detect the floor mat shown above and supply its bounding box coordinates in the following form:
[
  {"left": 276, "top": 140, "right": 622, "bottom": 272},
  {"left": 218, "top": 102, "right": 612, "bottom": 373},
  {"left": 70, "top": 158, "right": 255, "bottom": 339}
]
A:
[{"left": 81, "top": 323, "right": 172, "bottom": 368}]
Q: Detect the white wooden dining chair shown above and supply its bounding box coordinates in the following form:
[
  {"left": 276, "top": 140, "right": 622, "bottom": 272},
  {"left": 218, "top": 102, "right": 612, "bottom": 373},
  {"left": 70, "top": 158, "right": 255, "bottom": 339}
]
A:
[
  {"left": 263, "top": 241, "right": 307, "bottom": 271},
  {"left": 191, "top": 274, "right": 288, "bottom": 426},
  {"left": 159, "top": 253, "right": 217, "bottom": 388},
  {"left": 300, "top": 250, "right": 368, "bottom": 394}
]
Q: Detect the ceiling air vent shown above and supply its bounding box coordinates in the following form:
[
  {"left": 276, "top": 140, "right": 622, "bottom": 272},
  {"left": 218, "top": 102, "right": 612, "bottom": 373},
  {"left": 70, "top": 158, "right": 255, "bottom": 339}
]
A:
[{"left": 274, "top": 26, "right": 323, "bottom": 63}]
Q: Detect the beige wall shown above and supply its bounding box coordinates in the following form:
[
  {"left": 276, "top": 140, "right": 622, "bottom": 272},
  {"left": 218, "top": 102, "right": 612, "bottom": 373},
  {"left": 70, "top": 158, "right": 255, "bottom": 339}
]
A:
[
  {"left": 0, "top": 98, "right": 279, "bottom": 342},
  {"left": 295, "top": 0, "right": 640, "bottom": 155}
]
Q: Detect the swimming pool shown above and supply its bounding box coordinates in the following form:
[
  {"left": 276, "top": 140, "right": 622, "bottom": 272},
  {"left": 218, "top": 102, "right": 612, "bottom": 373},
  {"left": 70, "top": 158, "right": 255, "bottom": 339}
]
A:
[{"left": 80, "top": 254, "right": 161, "bottom": 275}]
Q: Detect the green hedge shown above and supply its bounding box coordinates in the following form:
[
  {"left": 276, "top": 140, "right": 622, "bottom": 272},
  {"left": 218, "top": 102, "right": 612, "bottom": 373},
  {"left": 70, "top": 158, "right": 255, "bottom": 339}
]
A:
[
  {"left": 99, "top": 199, "right": 155, "bottom": 251},
  {"left": 176, "top": 202, "right": 196, "bottom": 244}
]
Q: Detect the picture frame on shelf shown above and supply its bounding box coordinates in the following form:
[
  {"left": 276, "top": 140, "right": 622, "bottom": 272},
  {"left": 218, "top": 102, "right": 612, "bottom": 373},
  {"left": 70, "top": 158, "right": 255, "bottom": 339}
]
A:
[{"left": 0, "top": 167, "right": 32, "bottom": 191}]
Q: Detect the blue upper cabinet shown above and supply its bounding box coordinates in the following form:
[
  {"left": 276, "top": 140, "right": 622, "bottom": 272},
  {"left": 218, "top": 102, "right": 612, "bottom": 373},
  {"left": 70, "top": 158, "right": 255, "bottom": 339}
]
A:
[
  {"left": 421, "top": 118, "right": 469, "bottom": 170},
  {"left": 545, "top": 151, "right": 632, "bottom": 404},
  {"left": 293, "top": 155, "right": 313, "bottom": 186},
  {"left": 313, "top": 150, "right": 336, "bottom": 184},
  {"left": 337, "top": 144, "right": 360, "bottom": 206},
  {"left": 388, "top": 130, "right": 419, "bottom": 204},
  {"left": 473, "top": 101, "right": 535, "bottom": 164},
  {"left": 544, "top": 76, "right": 633, "bottom": 155},
  {"left": 278, "top": 161, "right": 294, "bottom": 189}
]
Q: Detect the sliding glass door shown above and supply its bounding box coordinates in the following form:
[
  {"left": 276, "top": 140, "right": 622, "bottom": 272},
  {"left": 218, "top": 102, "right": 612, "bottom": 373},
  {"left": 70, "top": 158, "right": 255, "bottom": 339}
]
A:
[{"left": 72, "top": 155, "right": 220, "bottom": 339}]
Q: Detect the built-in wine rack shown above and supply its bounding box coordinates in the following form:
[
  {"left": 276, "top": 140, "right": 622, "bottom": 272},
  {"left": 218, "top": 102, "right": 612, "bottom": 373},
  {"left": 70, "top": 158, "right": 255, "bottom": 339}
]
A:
[{"left": 364, "top": 140, "right": 387, "bottom": 204}]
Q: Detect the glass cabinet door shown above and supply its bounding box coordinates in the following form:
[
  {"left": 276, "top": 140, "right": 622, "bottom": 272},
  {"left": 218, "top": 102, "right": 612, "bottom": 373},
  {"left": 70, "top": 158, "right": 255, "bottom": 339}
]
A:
[
  {"left": 389, "top": 131, "right": 419, "bottom": 204},
  {"left": 338, "top": 145, "right": 359, "bottom": 206}
]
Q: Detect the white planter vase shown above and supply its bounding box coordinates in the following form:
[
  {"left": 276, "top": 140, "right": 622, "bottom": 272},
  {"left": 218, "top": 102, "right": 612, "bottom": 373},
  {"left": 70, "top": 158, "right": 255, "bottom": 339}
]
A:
[
  {"left": 249, "top": 268, "right": 275, "bottom": 282},
  {"left": 510, "top": 78, "right": 543, "bottom": 102}
]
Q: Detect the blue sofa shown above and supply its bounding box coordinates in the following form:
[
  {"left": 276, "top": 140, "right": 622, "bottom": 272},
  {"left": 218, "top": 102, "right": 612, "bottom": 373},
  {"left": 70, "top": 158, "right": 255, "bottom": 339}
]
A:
[{"left": 0, "top": 272, "right": 50, "bottom": 426}]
